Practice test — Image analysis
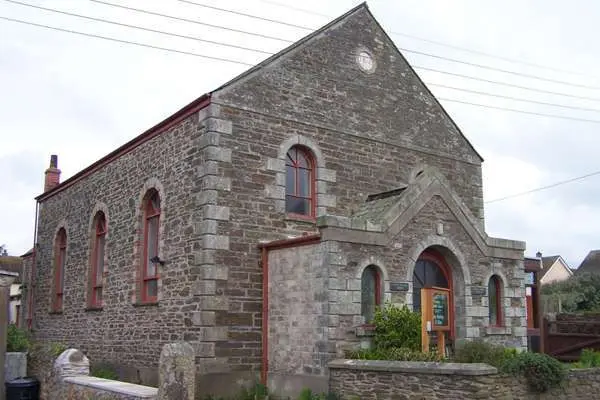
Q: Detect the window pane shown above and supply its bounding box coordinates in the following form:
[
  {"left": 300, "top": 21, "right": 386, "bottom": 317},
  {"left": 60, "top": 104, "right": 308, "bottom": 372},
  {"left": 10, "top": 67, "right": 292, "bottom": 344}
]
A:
[
  {"left": 296, "top": 151, "right": 308, "bottom": 168},
  {"left": 151, "top": 194, "right": 160, "bottom": 211},
  {"left": 299, "top": 168, "right": 311, "bottom": 197},
  {"left": 146, "top": 279, "right": 158, "bottom": 299},
  {"left": 286, "top": 150, "right": 295, "bottom": 166},
  {"left": 286, "top": 165, "right": 295, "bottom": 195},
  {"left": 489, "top": 278, "right": 498, "bottom": 324},
  {"left": 146, "top": 216, "right": 158, "bottom": 275},
  {"left": 361, "top": 267, "right": 376, "bottom": 323},
  {"left": 286, "top": 196, "right": 309, "bottom": 215},
  {"left": 96, "top": 235, "right": 105, "bottom": 282},
  {"left": 95, "top": 287, "right": 103, "bottom": 304},
  {"left": 59, "top": 249, "right": 66, "bottom": 292}
]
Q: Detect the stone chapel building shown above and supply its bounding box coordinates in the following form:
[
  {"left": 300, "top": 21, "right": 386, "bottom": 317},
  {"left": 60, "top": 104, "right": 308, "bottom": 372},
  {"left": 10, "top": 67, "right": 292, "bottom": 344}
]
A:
[{"left": 23, "top": 3, "right": 527, "bottom": 397}]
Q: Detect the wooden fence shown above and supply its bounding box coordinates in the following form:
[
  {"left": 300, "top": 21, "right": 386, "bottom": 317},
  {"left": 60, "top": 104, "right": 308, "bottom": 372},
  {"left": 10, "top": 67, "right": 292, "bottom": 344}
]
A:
[{"left": 543, "top": 314, "right": 600, "bottom": 361}]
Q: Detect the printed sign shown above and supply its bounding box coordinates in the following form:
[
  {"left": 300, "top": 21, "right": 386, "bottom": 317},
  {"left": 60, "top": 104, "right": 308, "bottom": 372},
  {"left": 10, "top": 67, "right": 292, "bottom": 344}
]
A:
[
  {"left": 390, "top": 282, "right": 409, "bottom": 292},
  {"left": 432, "top": 292, "right": 449, "bottom": 328}
]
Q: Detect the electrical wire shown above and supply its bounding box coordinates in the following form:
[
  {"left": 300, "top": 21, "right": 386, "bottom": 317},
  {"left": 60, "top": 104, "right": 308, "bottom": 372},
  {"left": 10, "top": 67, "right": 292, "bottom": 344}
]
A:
[
  {"left": 175, "top": 0, "right": 313, "bottom": 30},
  {"left": 430, "top": 83, "right": 600, "bottom": 113},
  {"left": 2, "top": 0, "right": 273, "bottom": 55},
  {"left": 259, "top": 0, "right": 597, "bottom": 79},
  {"left": 485, "top": 170, "right": 600, "bottom": 204},
  {"left": 88, "top": 0, "right": 293, "bottom": 43},
  {"left": 4, "top": 13, "right": 600, "bottom": 126},
  {"left": 0, "top": 15, "right": 255, "bottom": 66}
]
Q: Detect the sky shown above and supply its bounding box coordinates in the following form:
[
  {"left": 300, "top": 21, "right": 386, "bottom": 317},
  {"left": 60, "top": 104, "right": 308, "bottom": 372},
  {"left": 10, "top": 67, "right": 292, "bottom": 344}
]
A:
[{"left": 1, "top": 0, "right": 599, "bottom": 268}]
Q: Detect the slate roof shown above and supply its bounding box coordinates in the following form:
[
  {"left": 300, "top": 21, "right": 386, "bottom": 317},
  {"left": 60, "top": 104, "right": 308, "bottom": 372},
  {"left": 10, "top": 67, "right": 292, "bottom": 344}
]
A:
[
  {"left": 0, "top": 256, "right": 22, "bottom": 283},
  {"left": 576, "top": 250, "right": 600, "bottom": 275}
]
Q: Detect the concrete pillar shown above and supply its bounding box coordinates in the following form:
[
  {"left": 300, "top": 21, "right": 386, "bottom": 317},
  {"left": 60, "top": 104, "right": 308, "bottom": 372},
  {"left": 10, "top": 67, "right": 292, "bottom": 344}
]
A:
[
  {"left": 158, "top": 342, "right": 195, "bottom": 400},
  {"left": 0, "top": 270, "right": 18, "bottom": 400}
]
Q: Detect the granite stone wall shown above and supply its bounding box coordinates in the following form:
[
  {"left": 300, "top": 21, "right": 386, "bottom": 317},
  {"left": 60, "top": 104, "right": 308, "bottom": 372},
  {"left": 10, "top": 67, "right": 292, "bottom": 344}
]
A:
[{"left": 328, "top": 359, "right": 600, "bottom": 400}]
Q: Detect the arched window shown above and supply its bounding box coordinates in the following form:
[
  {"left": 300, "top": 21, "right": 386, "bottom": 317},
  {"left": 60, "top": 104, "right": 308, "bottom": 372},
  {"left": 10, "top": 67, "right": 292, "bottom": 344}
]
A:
[
  {"left": 488, "top": 275, "right": 503, "bottom": 326},
  {"left": 361, "top": 265, "right": 382, "bottom": 323},
  {"left": 285, "top": 146, "right": 315, "bottom": 217},
  {"left": 412, "top": 255, "right": 450, "bottom": 314},
  {"left": 141, "top": 189, "right": 160, "bottom": 303},
  {"left": 89, "top": 212, "right": 106, "bottom": 308},
  {"left": 53, "top": 228, "right": 67, "bottom": 312}
]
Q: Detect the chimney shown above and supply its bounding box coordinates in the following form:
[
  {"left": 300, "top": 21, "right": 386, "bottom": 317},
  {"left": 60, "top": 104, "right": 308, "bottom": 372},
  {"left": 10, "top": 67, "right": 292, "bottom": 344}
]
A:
[
  {"left": 536, "top": 251, "right": 542, "bottom": 259},
  {"left": 44, "top": 155, "right": 61, "bottom": 192}
]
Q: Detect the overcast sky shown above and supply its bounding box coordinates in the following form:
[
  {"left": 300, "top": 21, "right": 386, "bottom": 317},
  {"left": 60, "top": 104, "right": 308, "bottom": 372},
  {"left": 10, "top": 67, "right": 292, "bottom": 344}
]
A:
[{"left": 1, "top": 0, "right": 599, "bottom": 268}]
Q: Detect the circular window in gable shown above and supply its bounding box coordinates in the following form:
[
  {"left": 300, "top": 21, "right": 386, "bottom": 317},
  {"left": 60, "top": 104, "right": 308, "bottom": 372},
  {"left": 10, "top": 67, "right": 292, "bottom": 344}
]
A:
[{"left": 356, "top": 49, "right": 376, "bottom": 73}]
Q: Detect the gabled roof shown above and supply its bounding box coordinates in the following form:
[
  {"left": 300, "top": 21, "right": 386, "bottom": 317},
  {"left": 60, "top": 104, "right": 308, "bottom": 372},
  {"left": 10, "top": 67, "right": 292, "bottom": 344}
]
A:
[
  {"left": 539, "top": 255, "right": 572, "bottom": 281},
  {"left": 576, "top": 250, "right": 600, "bottom": 275},
  {"left": 0, "top": 256, "right": 22, "bottom": 283},
  {"left": 36, "top": 2, "right": 483, "bottom": 202}
]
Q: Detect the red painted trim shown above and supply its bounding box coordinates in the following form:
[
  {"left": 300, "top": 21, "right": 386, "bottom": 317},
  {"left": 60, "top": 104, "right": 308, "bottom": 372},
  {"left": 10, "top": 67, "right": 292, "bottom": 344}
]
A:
[
  {"left": 417, "top": 249, "right": 455, "bottom": 339},
  {"left": 284, "top": 145, "right": 316, "bottom": 218},
  {"left": 35, "top": 94, "right": 211, "bottom": 202},
  {"left": 90, "top": 213, "right": 107, "bottom": 308},
  {"left": 489, "top": 275, "right": 503, "bottom": 327},
  {"left": 141, "top": 192, "right": 160, "bottom": 303},
  {"left": 258, "top": 233, "right": 321, "bottom": 385}
]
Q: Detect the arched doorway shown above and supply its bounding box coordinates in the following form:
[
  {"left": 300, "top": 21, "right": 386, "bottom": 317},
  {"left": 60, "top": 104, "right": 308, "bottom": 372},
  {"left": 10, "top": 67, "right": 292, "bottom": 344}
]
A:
[{"left": 412, "top": 249, "right": 454, "bottom": 338}]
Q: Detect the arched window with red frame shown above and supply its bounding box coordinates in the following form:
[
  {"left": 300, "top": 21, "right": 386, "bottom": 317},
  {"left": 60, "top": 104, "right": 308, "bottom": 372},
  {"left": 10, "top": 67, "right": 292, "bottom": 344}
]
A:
[
  {"left": 89, "top": 212, "right": 106, "bottom": 308},
  {"left": 488, "top": 275, "right": 503, "bottom": 327},
  {"left": 141, "top": 189, "right": 160, "bottom": 303},
  {"left": 361, "top": 265, "right": 383, "bottom": 323},
  {"left": 53, "top": 228, "right": 67, "bottom": 312},
  {"left": 285, "top": 146, "right": 315, "bottom": 217}
]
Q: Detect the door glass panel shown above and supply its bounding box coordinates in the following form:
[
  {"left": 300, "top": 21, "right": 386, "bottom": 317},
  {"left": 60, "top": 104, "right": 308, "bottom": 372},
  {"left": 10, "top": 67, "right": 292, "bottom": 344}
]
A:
[{"left": 412, "top": 258, "right": 449, "bottom": 314}]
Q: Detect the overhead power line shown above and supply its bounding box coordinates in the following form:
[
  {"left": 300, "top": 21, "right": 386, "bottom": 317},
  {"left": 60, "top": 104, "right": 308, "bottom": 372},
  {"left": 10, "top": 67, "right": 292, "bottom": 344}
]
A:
[
  {"left": 259, "top": 0, "right": 597, "bottom": 79},
  {"left": 438, "top": 97, "right": 600, "bottom": 124},
  {"left": 2, "top": 0, "right": 272, "bottom": 55},
  {"left": 88, "top": 0, "right": 292, "bottom": 43},
  {"left": 89, "top": 0, "right": 600, "bottom": 92},
  {"left": 4, "top": 11, "right": 600, "bottom": 125},
  {"left": 416, "top": 66, "right": 600, "bottom": 103},
  {"left": 0, "top": 15, "right": 254, "bottom": 66},
  {"left": 430, "top": 83, "right": 600, "bottom": 113},
  {"left": 486, "top": 170, "right": 600, "bottom": 204},
  {"left": 175, "top": 0, "right": 313, "bottom": 30}
]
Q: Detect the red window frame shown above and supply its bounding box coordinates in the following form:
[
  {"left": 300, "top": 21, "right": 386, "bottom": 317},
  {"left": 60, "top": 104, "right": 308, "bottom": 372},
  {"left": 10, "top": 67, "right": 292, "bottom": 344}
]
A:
[
  {"left": 53, "top": 228, "right": 66, "bottom": 312},
  {"left": 142, "top": 190, "right": 160, "bottom": 303},
  {"left": 90, "top": 212, "right": 107, "bottom": 308},
  {"left": 285, "top": 146, "right": 316, "bottom": 219},
  {"left": 488, "top": 275, "right": 503, "bottom": 327}
]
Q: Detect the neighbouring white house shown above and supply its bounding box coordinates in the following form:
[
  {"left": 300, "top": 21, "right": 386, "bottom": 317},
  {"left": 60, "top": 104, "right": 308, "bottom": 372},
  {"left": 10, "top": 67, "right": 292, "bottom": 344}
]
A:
[
  {"left": 0, "top": 256, "right": 23, "bottom": 326},
  {"left": 537, "top": 252, "right": 573, "bottom": 285}
]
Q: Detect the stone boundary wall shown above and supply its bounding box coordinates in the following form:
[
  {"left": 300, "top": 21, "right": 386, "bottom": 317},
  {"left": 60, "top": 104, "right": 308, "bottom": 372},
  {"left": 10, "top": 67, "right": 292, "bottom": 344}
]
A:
[
  {"left": 328, "top": 359, "right": 600, "bottom": 400},
  {"left": 46, "top": 343, "right": 195, "bottom": 400}
]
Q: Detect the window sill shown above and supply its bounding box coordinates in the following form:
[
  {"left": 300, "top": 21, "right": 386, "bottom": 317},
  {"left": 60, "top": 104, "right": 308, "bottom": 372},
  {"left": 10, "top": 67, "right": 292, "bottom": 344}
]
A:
[
  {"left": 285, "top": 214, "right": 316, "bottom": 225},
  {"left": 133, "top": 301, "right": 159, "bottom": 308},
  {"left": 85, "top": 306, "right": 103, "bottom": 312},
  {"left": 485, "top": 326, "right": 511, "bottom": 335}
]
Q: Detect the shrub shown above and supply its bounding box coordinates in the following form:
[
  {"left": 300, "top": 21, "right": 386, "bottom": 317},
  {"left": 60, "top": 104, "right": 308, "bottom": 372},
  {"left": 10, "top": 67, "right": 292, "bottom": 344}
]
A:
[
  {"left": 91, "top": 365, "right": 119, "bottom": 380},
  {"left": 501, "top": 352, "right": 566, "bottom": 392},
  {"left": 452, "top": 339, "right": 517, "bottom": 368},
  {"left": 7, "top": 324, "right": 30, "bottom": 352},
  {"left": 298, "top": 388, "right": 339, "bottom": 400},
  {"left": 372, "top": 302, "right": 421, "bottom": 351},
  {"left": 346, "top": 347, "right": 443, "bottom": 362},
  {"left": 573, "top": 348, "right": 600, "bottom": 368}
]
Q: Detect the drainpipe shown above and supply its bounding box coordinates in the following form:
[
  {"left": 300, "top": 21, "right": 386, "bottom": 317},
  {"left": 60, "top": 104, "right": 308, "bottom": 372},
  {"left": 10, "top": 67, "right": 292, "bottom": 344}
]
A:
[
  {"left": 260, "top": 246, "right": 268, "bottom": 385},
  {"left": 27, "top": 200, "right": 39, "bottom": 330}
]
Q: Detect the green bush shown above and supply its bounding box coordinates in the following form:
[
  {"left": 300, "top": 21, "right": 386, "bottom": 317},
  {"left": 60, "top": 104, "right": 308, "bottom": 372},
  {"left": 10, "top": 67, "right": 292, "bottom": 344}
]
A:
[
  {"left": 7, "top": 324, "right": 30, "bottom": 352},
  {"left": 372, "top": 302, "right": 421, "bottom": 351},
  {"left": 501, "top": 352, "right": 566, "bottom": 392},
  {"left": 346, "top": 347, "right": 443, "bottom": 362},
  {"left": 297, "top": 388, "right": 339, "bottom": 400},
  {"left": 452, "top": 339, "right": 517, "bottom": 368},
  {"left": 573, "top": 348, "right": 600, "bottom": 368},
  {"left": 91, "top": 365, "right": 119, "bottom": 380}
]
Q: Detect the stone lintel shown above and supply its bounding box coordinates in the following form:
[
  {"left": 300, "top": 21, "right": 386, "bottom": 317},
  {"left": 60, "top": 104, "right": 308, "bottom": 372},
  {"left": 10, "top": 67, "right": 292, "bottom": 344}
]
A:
[{"left": 328, "top": 359, "right": 497, "bottom": 376}]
